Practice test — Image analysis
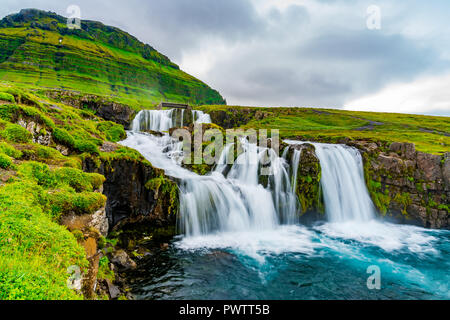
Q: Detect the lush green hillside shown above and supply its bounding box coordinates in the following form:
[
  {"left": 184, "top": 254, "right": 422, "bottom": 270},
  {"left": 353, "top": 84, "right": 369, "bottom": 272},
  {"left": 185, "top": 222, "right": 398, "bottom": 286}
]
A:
[
  {"left": 0, "top": 83, "right": 152, "bottom": 300},
  {"left": 0, "top": 9, "right": 226, "bottom": 108},
  {"left": 196, "top": 105, "right": 450, "bottom": 155}
]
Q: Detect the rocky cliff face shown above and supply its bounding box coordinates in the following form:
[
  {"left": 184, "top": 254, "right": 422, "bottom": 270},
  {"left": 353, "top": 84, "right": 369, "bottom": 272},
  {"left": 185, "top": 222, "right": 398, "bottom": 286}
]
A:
[
  {"left": 45, "top": 90, "right": 136, "bottom": 128},
  {"left": 349, "top": 141, "right": 449, "bottom": 229},
  {"left": 82, "top": 156, "right": 179, "bottom": 231}
]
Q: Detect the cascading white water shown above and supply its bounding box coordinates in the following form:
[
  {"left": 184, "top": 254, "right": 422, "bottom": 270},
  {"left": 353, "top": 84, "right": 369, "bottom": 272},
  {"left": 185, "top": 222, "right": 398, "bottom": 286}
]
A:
[
  {"left": 312, "top": 143, "right": 376, "bottom": 222},
  {"left": 128, "top": 111, "right": 377, "bottom": 232},
  {"left": 193, "top": 110, "right": 212, "bottom": 124},
  {"left": 123, "top": 110, "right": 300, "bottom": 237},
  {"left": 132, "top": 109, "right": 212, "bottom": 133},
  {"left": 131, "top": 109, "right": 175, "bottom": 132},
  {"left": 178, "top": 137, "right": 299, "bottom": 235},
  {"left": 290, "top": 149, "right": 301, "bottom": 193}
]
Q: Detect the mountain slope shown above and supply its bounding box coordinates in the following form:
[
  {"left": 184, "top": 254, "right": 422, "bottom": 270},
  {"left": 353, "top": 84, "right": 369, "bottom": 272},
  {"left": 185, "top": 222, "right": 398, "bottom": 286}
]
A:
[{"left": 0, "top": 9, "right": 226, "bottom": 108}]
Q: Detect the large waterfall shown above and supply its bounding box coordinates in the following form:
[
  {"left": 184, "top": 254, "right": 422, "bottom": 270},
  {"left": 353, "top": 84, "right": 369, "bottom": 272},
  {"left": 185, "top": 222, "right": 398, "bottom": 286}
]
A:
[
  {"left": 124, "top": 109, "right": 299, "bottom": 236},
  {"left": 122, "top": 110, "right": 449, "bottom": 300},
  {"left": 126, "top": 110, "right": 378, "bottom": 233}
]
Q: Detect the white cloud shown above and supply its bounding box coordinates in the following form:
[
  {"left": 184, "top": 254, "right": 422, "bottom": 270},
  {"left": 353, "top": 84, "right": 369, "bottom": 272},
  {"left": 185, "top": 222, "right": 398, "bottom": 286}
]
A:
[{"left": 344, "top": 73, "right": 450, "bottom": 116}]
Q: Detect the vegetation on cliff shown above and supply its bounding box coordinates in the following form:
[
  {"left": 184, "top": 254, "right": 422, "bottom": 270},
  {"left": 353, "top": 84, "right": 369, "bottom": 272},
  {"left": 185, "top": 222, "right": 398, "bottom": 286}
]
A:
[{"left": 0, "top": 83, "right": 174, "bottom": 299}]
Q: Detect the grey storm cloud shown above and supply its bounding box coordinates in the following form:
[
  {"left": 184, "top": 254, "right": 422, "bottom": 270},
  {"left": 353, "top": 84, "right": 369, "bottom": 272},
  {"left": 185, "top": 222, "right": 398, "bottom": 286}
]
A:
[{"left": 1, "top": 0, "right": 449, "bottom": 109}]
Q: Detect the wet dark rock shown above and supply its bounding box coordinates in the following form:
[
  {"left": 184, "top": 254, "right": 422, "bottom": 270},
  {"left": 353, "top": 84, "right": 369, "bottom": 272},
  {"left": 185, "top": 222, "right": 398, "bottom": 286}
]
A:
[
  {"left": 110, "top": 250, "right": 137, "bottom": 271},
  {"left": 83, "top": 157, "right": 178, "bottom": 229},
  {"left": 105, "top": 279, "right": 121, "bottom": 299}
]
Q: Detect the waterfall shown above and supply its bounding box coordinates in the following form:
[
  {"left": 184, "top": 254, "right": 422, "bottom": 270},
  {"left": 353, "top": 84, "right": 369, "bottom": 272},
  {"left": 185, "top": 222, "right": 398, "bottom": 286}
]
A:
[
  {"left": 131, "top": 109, "right": 175, "bottom": 132},
  {"left": 312, "top": 143, "right": 376, "bottom": 222},
  {"left": 127, "top": 110, "right": 376, "bottom": 236},
  {"left": 193, "top": 110, "right": 212, "bottom": 124},
  {"left": 290, "top": 149, "right": 301, "bottom": 193},
  {"left": 132, "top": 109, "right": 212, "bottom": 133},
  {"left": 180, "top": 109, "right": 185, "bottom": 127},
  {"left": 122, "top": 110, "right": 301, "bottom": 237},
  {"left": 179, "top": 138, "right": 300, "bottom": 235}
]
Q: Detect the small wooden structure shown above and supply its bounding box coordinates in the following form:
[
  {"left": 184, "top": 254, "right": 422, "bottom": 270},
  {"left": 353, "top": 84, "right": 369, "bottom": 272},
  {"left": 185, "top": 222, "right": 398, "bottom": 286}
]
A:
[{"left": 157, "top": 102, "right": 190, "bottom": 110}]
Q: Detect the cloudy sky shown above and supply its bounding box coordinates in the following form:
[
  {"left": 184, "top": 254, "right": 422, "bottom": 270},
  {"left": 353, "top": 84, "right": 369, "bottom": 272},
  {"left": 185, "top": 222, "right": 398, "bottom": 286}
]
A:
[{"left": 1, "top": 0, "right": 450, "bottom": 116}]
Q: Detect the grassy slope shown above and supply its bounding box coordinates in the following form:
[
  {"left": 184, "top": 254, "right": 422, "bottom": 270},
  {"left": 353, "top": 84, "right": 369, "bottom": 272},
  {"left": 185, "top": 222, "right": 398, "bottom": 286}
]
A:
[
  {"left": 197, "top": 105, "right": 450, "bottom": 155},
  {"left": 0, "top": 83, "right": 148, "bottom": 300},
  {"left": 0, "top": 9, "right": 225, "bottom": 109}
]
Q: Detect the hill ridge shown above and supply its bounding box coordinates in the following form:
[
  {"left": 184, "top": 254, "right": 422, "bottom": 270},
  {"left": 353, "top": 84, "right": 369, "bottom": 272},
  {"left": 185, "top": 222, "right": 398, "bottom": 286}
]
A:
[{"left": 0, "top": 8, "right": 226, "bottom": 108}]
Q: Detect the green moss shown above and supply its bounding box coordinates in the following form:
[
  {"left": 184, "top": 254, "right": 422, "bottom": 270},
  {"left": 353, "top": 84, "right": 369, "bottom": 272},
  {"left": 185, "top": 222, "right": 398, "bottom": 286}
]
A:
[
  {"left": 53, "top": 127, "right": 76, "bottom": 147},
  {"left": 145, "top": 175, "right": 179, "bottom": 216},
  {"left": 0, "top": 152, "right": 12, "bottom": 169},
  {"left": 289, "top": 146, "right": 324, "bottom": 215},
  {"left": 74, "top": 140, "right": 100, "bottom": 155},
  {"left": 47, "top": 189, "right": 106, "bottom": 218},
  {"left": 18, "top": 161, "right": 56, "bottom": 188},
  {"left": 53, "top": 167, "right": 95, "bottom": 192},
  {"left": 36, "top": 145, "right": 61, "bottom": 160},
  {"left": 2, "top": 123, "right": 32, "bottom": 143},
  {"left": 393, "top": 192, "right": 412, "bottom": 216},
  {"left": 0, "top": 142, "right": 22, "bottom": 158},
  {"left": 188, "top": 163, "right": 213, "bottom": 175},
  {"left": 0, "top": 92, "right": 15, "bottom": 103},
  {"left": 96, "top": 121, "right": 126, "bottom": 143},
  {"left": 72, "top": 229, "right": 84, "bottom": 241}
]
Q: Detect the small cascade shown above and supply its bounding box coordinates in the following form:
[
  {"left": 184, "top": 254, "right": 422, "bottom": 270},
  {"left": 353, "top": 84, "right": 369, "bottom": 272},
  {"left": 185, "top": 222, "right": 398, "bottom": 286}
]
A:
[
  {"left": 290, "top": 149, "right": 301, "bottom": 193},
  {"left": 131, "top": 109, "right": 175, "bottom": 132},
  {"left": 180, "top": 109, "right": 185, "bottom": 127},
  {"left": 312, "top": 143, "right": 376, "bottom": 222},
  {"left": 132, "top": 109, "right": 212, "bottom": 133},
  {"left": 193, "top": 110, "right": 212, "bottom": 124}
]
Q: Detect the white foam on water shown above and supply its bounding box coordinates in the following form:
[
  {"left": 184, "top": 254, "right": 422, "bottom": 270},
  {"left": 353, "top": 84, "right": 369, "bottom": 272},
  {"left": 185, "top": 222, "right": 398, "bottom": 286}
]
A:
[
  {"left": 315, "top": 221, "right": 438, "bottom": 254},
  {"left": 175, "top": 225, "right": 320, "bottom": 264}
]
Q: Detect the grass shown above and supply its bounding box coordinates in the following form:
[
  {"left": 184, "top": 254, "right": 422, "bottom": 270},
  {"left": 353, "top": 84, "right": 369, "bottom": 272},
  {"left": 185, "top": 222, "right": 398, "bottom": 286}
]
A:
[
  {"left": 197, "top": 105, "right": 450, "bottom": 155},
  {"left": 0, "top": 83, "right": 152, "bottom": 300}
]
